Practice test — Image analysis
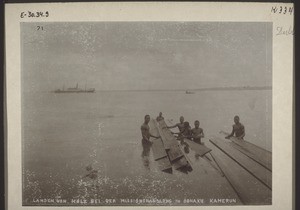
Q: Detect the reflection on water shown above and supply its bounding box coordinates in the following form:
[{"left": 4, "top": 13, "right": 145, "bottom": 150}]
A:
[{"left": 22, "top": 90, "right": 271, "bottom": 205}]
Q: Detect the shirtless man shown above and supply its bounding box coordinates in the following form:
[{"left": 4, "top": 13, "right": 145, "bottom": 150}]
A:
[
  {"left": 141, "top": 115, "right": 160, "bottom": 158},
  {"left": 225, "top": 115, "right": 245, "bottom": 140},
  {"left": 191, "top": 120, "right": 204, "bottom": 144},
  {"left": 156, "top": 112, "right": 164, "bottom": 121},
  {"left": 167, "top": 116, "right": 185, "bottom": 133}
]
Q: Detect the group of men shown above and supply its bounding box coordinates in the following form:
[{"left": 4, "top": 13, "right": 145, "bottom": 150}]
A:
[{"left": 140, "top": 112, "right": 245, "bottom": 158}]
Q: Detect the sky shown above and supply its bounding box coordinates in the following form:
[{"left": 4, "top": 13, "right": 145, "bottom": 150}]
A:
[{"left": 21, "top": 22, "right": 272, "bottom": 91}]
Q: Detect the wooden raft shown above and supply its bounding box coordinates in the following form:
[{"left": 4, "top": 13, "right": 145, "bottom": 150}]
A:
[
  {"left": 219, "top": 131, "right": 272, "bottom": 171},
  {"left": 210, "top": 147, "right": 272, "bottom": 205},
  {"left": 210, "top": 137, "right": 272, "bottom": 189},
  {"left": 208, "top": 133, "right": 272, "bottom": 205}
]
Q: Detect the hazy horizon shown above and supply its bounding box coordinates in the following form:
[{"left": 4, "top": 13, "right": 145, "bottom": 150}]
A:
[{"left": 21, "top": 22, "right": 272, "bottom": 92}]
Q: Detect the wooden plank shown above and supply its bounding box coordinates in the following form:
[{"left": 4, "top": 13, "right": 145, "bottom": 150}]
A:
[
  {"left": 155, "top": 119, "right": 193, "bottom": 173},
  {"left": 167, "top": 144, "right": 184, "bottom": 162},
  {"left": 148, "top": 119, "right": 168, "bottom": 160},
  {"left": 203, "top": 153, "right": 224, "bottom": 177},
  {"left": 151, "top": 138, "right": 168, "bottom": 160},
  {"left": 157, "top": 156, "right": 172, "bottom": 173},
  {"left": 210, "top": 137, "right": 272, "bottom": 189},
  {"left": 156, "top": 124, "right": 173, "bottom": 150},
  {"left": 210, "top": 147, "right": 272, "bottom": 205},
  {"left": 172, "top": 157, "right": 189, "bottom": 170},
  {"left": 149, "top": 119, "right": 172, "bottom": 173},
  {"left": 184, "top": 139, "right": 212, "bottom": 157},
  {"left": 228, "top": 142, "right": 272, "bottom": 171},
  {"left": 220, "top": 131, "right": 272, "bottom": 171}
]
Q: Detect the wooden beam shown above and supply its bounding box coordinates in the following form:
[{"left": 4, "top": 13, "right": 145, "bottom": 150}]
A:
[
  {"left": 184, "top": 139, "right": 212, "bottom": 157},
  {"left": 157, "top": 156, "right": 173, "bottom": 173},
  {"left": 210, "top": 147, "right": 272, "bottom": 205},
  {"left": 220, "top": 131, "right": 272, "bottom": 171},
  {"left": 149, "top": 119, "right": 172, "bottom": 172},
  {"left": 167, "top": 144, "right": 184, "bottom": 162},
  {"left": 210, "top": 137, "right": 272, "bottom": 190}
]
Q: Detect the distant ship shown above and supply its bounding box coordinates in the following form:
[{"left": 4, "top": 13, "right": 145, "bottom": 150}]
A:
[
  {"left": 54, "top": 83, "right": 95, "bottom": 93},
  {"left": 185, "top": 90, "right": 195, "bottom": 94}
]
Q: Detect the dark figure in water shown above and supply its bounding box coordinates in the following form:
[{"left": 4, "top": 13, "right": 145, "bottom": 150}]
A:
[
  {"left": 172, "top": 121, "right": 192, "bottom": 144},
  {"left": 167, "top": 116, "right": 185, "bottom": 133},
  {"left": 156, "top": 112, "right": 164, "bottom": 121},
  {"left": 181, "top": 121, "right": 192, "bottom": 139},
  {"left": 141, "top": 115, "right": 160, "bottom": 164},
  {"left": 226, "top": 115, "right": 245, "bottom": 140},
  {"left": 191, "top": 120, "right": 205, "bottom": 144}
]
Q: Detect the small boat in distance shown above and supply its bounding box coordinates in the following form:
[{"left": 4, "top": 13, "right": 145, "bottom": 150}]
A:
[
  {"left": 185, "top": 90, "right": 195, "bottom": 94},
  {"left": 54, "top": 83, "right": 95, "bottom": 93}
]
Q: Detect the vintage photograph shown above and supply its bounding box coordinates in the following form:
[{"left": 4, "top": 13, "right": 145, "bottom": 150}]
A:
[{"left": 21, "top": 22, "right": 272, "bottom": 206}]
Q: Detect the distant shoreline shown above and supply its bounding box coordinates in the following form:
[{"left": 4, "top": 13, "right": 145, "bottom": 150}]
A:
[
  {"left": 94, "top": 86, "right": 272, "bottom": 92},
  {"left": 27, "top": 86, "right": 273, "bottom": 93}
]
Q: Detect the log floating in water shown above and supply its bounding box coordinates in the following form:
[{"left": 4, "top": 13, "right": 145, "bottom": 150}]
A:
[
  {"left": 210, "top": 145, "right": 272, "bottom": 205},
  {"left": 210, "top": 137, "right": 272, "bottom": 190},
  {"left": 219, "top": 131, "right": 272, "bottom": 171}
]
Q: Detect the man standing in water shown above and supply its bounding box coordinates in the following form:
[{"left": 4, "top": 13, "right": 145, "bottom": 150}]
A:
[
  {"left": 191, "top": 120, "right": 205, "bottom": 144},
  {"left": 141, "top": 115, "right": 160, "bottom": 163},
  {"left": 156, "top": 112, "right": 164, "bottom": 121},
  {"left": 225, "top": 115, "right": 245, "bottom": 140},
  {"left": 167, "top": 116, "right": 185, "bottom": 133}
]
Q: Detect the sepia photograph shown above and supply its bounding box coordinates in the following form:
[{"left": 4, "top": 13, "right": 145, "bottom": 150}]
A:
[
  {"left": 5, "top": 2, "right": 294, "bottom": 210},
  {"left": 21, "top": 21, "right": 272, "bottom": 206}
]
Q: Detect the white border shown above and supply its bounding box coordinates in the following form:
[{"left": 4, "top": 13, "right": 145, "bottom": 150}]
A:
[{"left": 5, "top": 2, "right": 294, "bottom": 210}]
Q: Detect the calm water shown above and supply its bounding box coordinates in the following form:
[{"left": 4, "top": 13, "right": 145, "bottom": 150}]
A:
[{"left": 22, "top": 90, "right": 272, "bottom": 205}]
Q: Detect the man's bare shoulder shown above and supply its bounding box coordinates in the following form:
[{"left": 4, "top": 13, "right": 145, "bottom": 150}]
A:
[{"left": 141, "top": 124, "right": 149, "bottom": 130}]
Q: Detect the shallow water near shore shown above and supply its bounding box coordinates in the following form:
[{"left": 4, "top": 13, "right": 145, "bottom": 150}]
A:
[{"left": 22, "top": 89, "right": 271, "bottom": 205}]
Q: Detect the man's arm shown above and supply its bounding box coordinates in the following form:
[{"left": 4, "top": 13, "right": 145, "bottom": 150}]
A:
[
  {"left": 200, "top": 130, "right": 204, "bottom": 138},
  {"left": 166, "top": 124, "right": 177, "bottom": 129},
  {"left": 150, "top": 133, "right": 160, "bottom": 139},
  {"left": 225, "top": 127, "right": 234, "bottom": 139}
]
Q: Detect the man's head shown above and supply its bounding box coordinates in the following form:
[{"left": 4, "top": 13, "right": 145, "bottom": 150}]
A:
[
  {"left": 159, "top": 112, "right": 162, "bottom": 117},
  {"left": 194, "top": 120, "right": 200, "bottom": 128},
  {"left": 180, "top": 116, "right": 184, "bottom": 123},
  {"left": 144, "top": 115, "right": 150, "bottom": 123},
  {"left": 234, "top": 115, "right": 240, "bottom": 124},
  {"left": 184, "top": 121, "right": 190, "bottom": 128}
]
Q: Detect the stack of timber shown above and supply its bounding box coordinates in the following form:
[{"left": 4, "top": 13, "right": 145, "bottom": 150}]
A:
[
  {"left": 149, "top": 119, "right": 192, "bottom": 173},
  {"left": 219, "top": 131, "right": 272, "bottom": 171},
  {"left": 209, "top": 134, "right": 272, "bottom": 205},
  {"left": 148, "top": 119, "right": 172, "bottom": 173}
]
